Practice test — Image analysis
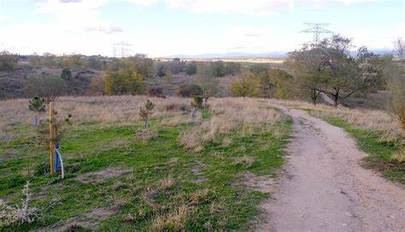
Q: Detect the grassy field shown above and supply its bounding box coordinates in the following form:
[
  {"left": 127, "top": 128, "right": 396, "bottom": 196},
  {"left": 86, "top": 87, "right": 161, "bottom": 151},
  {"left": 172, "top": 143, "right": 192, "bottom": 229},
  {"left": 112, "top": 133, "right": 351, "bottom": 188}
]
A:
[{"left": 0, "top": 97, "right": 292, "bottom": 231}]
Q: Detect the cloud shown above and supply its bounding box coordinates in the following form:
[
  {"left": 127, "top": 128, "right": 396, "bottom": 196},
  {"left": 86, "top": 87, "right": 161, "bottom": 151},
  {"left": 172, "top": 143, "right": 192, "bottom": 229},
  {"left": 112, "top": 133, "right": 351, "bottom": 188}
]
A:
[
  {"left": 127, "top": 0, "right": 158, "bottom": 6},
  {"left": 125, "top": 0, "right": 382, "bottom": 15},
  {"left": 164, "top": 0, "right": 293, "bottom": 15},
  {"left": 59, "top": 0, "right": 82, "bottom": 3},
  {"left": 86, "top": 25, "right": 124, "bottom": 34},
  {"left": 34, "top": 0, "right": 120, "bottom": 33}
]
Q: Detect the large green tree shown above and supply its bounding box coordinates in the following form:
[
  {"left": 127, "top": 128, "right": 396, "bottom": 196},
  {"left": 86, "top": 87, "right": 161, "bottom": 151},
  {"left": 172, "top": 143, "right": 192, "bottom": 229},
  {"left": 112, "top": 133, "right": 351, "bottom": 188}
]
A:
[{"left": 288, "top": 35, "right": 381, "bottom": 106}]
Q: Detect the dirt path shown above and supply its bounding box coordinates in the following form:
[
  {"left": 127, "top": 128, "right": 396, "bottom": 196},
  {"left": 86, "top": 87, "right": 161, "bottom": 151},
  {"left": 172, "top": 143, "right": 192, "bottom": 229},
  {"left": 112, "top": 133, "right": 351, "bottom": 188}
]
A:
[{"left": 261, "top": 108, "right": 405, "bottom": 232}]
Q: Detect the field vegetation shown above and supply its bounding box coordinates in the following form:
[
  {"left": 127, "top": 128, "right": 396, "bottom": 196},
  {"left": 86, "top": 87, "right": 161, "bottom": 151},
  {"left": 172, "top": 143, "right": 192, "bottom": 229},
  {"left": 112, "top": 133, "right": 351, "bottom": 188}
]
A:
[
  {"left": 1, "top": 35, "right": 404, "bottom": 230},
  {"left": 0, "top": 96, "right": 291, "bottom": 230}
]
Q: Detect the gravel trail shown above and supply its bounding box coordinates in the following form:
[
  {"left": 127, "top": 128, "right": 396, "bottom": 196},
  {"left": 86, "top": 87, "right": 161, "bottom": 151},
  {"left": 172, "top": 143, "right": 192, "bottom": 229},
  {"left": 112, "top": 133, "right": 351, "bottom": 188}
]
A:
[{"left": 262, "top": 108, "right": 405, "bottom": 232}]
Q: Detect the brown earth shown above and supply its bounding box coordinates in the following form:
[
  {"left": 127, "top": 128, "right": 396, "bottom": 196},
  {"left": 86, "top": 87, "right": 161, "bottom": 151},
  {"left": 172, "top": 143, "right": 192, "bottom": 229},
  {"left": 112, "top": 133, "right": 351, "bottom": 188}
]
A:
[{"left": 259, "top": 108, "right": 405, "bottom": 232}]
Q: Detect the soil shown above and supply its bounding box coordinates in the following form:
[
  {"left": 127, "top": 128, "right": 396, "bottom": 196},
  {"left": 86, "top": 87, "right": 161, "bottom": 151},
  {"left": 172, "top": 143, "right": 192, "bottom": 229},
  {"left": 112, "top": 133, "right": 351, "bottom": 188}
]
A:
[{"left": 259, "top": 108, "right": 405, "bottom": 232}]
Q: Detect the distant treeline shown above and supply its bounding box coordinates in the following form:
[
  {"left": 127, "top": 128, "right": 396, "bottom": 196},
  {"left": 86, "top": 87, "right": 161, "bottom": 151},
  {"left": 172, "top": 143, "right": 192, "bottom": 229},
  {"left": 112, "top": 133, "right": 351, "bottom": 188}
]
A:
[{"left": 0, "top": 35, "right": 403, "bottom": 112}]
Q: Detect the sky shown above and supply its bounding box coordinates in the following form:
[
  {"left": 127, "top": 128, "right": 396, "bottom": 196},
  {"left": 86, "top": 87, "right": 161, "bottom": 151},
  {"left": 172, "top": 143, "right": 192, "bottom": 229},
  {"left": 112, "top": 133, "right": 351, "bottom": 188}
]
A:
[{"left": 0, "top": 0, "right": 404, "bottom": 57}]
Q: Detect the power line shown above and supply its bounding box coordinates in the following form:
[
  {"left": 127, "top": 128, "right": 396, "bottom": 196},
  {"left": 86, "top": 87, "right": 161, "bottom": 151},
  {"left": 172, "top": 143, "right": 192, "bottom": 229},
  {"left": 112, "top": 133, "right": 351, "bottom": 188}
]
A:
[
  {"left": 302, "top": 23, "right": 333, "bottom": 45},
  {"left": 113, "top": 41, "right": 132, "bottom": 58}
]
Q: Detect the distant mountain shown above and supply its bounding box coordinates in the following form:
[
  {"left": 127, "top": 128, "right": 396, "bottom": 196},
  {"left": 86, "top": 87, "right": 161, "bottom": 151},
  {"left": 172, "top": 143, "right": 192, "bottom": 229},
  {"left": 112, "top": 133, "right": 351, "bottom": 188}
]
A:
[
  {"left": 168, "top": 51, "right": 288, "bottom": 59},
  {"left": 166, "top": 48, "right": 393, "bottom": 60}
]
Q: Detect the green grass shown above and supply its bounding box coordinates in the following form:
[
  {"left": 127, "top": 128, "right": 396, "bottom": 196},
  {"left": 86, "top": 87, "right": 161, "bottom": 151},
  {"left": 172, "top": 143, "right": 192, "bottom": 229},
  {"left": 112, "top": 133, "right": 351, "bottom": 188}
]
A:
[
  {"left": 317, "top": 115, "right": 404, "bottom": 184},
  {"left": 0, "top": 117, "right": 292, "bottom": 231}
]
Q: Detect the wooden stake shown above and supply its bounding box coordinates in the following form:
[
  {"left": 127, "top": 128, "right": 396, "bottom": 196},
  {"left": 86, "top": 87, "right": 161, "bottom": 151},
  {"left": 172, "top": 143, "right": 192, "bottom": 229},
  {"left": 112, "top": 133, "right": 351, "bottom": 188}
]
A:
[{"left": 49, "top": 102, "right": 55, "bottom": 176}]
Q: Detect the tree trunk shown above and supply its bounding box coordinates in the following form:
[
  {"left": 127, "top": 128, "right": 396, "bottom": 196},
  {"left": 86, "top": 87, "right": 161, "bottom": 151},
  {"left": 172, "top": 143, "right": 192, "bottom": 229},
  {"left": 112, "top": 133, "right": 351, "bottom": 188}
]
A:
[
  {"left": 191, "top": 108, "right": 197, "bottom": 122},
  {"left": 333, "top": 93, "right": 339, "bottom": 107},
  {"left": 311, "top": 89, "right": 319, "bottom": 105},
  {"left": 144, "top": 118, "right": 148, "bottom": 129}
]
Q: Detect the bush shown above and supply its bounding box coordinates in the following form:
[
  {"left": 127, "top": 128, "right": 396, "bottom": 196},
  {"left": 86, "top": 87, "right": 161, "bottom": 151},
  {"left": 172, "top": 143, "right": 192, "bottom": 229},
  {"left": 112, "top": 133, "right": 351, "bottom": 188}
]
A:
[
  {"left": 386, "top": 62, "right": 405, "bottom": 130},
  {"left": 0, "top": 51, "right": 18, "bottom": 71},
  {"left": 185, "top": 63, "right": 197, "bottom": 75},
  {"left": 61, "top": 68, "right": 72, "bottom": 80},
  {"left": 388, "top": 74, "right": 405, "bottom": 130},
  {"left": 148, "top": 87, "right": 165, "bottom": 97},
  {"left": 177, "top": 84, "right": 203, "bottom": 97},
  {"left": 230, "top": 72, "right": 260, "bottom": 97},
  {"left": 24, "top": 76, "right": 66, "bottom": 98},
  {"left": 104, "top": 67, "right": 144, "bottom": 95}
]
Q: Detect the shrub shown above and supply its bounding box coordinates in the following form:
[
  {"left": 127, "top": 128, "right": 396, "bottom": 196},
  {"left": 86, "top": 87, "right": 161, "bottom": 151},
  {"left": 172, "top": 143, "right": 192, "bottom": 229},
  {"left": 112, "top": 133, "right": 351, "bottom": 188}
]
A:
[
  {"left": 148, "top": 87, "right": 165, "bottom": 98},
  {"left": 61, "top": 68, "right": 72, "bottom": 80},
  {"left": 230, "top": 72, "right": 260, "bottom": 97},
  {"left": 191, "top": 96, "right": 203, "bottom": 109},
  {"left": 386, "top": 64, "right": 405, "bottom": 130},
  {"left": 0, "top": 51, "right": 18, "bottom": 71},
  {"left": 24, "top": 76, "right": 66, "bottom": 98},
  {"left": 0, "top": 181, "right": 38, "bottom": 226},
  {"left": 177, "top": 84, "right": 203, "bottom": 97},
  {"left": 185, "top": 63, "right": 197, "bottom": 75}
]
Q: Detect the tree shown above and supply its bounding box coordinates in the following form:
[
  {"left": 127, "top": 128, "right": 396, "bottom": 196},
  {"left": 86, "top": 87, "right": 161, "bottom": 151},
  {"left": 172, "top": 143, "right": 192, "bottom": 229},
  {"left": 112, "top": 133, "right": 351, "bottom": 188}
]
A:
[
  {"left": 191, "top": 96, "right": 203, "bottom": 120},
  {"left": 185, "top": 62, "right": 197, "bottom": 75},
  {"left": 385, "top": 50, "right": 405, "bottom": 130},
  {"left": 195, "top": 74, "right": 220, "bottom": 105},
  {"left": 210, "top": 61, "right": 226, "bottom": 77},
  {"left": 248, "top": 66, "right": 280, "bottom": 99},
  {"left": 288, "top": 35, "right": 380, "bottom": 106},
  {"left": 155, "top": 63, "right": 167, "bottom": 77},
  {"left": 287, "top": 43, "right": 334, "bottom": 104},
  {"left": 62, "top": 55, "right": 83, "bottom": 69},
  {"left": 0, "top": 51, "right": 18, "bottom": 71},
  {"left": 230, "top": 72, "right": 260, "bottom": 97},
  {"left": 139, "top": 99, "right": 154, "bottom": 128},
  {"left": 224, "top": 62, "right": 241, "bottom": 76},
  {"left": 28, "top": 97, "right": 46, "bottom": 127},
  {"left": 268, "top": 69, "right": 295, "bottom": 99},
  {"left": 104, "top": 66, "right": 144, "bottom": 95}
]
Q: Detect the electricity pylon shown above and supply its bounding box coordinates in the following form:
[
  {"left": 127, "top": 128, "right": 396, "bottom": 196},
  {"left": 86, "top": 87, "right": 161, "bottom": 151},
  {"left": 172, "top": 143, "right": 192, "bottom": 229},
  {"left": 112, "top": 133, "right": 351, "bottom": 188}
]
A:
[{"left": 302, "top": 23, "right": 333, "bottom": 45}]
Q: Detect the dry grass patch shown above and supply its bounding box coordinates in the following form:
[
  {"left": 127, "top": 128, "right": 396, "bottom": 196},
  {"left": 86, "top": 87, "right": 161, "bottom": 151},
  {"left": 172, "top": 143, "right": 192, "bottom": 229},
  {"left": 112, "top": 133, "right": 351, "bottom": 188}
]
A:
[
  {"left": 270, "top": 99, "right": 403, "bottom": 142},
  {"left": 181, "top": 98, "right": 284, "bottom": 151},
  {"left": 0, "top": 96, "right": 190, "bottom": 130},
  {"left": 151, "top": 205, "right": 189, "bottom": 232},
  {"left": 135, "top": 128, "right": 159, "bottom": 141},
  {"left": 232, "top": 156, "right": 256, "bottom": 169}
]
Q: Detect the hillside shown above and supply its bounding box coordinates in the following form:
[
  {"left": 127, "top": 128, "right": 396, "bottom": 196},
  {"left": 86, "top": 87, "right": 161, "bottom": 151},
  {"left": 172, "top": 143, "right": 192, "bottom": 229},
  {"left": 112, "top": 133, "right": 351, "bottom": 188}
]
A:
[{"left": 0, "top": 96, "right": 404, "bottom": 231}]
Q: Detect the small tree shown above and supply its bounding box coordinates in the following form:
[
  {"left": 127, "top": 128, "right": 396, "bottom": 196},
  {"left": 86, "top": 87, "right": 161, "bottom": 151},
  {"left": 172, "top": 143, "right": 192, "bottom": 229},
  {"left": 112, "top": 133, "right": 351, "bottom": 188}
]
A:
[
  {"left": 139, "top": 99, "right": 155, "bottom": 128},
  {"left": 35, "top": 101, "right": 72, "bottom": 176},
  {"left": 195, "top": 75, "right": 219, "bottom": 106},
  {"left": 230, "top": 72, "right": 260, "bottom": 97},
  {"left": 28, "top": 97, "right": 46, "bottom": 127},
  {"left": 191, "top": 96, "right": 203, "bottom": 121}
]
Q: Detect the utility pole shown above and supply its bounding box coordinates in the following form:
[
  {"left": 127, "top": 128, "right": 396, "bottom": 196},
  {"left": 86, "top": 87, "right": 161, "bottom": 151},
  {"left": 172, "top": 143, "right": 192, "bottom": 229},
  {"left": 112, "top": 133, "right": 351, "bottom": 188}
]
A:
[
  {"left": 302, "top": 23, "right": 333, "bottom": 46},
  {"left": 113, "top": 41, "right": 132, "bottom": 58}
]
